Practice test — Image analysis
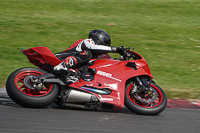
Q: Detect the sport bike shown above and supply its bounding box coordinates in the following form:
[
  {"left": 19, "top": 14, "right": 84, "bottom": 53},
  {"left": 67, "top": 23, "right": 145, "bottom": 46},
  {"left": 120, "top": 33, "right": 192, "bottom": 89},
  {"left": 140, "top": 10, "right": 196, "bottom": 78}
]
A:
[{"left": 6, "top": 46, "right": 167, "bottom": 115}]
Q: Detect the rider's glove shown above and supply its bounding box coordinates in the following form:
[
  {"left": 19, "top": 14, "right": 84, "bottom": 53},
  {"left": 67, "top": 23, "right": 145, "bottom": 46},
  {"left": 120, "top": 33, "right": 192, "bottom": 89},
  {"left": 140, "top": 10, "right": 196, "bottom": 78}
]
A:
[
  {"left": 111, "top": 46, "right": 124, "bottom": 53},
  {"left": 116, "top": 46, "right": 125, "bottom": 55}
]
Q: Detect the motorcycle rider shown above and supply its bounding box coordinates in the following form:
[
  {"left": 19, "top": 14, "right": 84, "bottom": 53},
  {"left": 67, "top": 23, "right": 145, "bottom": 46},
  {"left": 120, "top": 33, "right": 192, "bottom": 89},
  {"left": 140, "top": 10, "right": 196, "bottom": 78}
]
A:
[{"left": 54, "top": 29, "right": 122, "bottom": 74}]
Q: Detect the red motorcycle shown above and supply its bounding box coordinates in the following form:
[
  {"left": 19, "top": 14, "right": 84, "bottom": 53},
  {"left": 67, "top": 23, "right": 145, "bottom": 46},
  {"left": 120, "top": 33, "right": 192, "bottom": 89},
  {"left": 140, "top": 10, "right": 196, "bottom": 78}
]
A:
[{"left": 6, "top": 46, "right": 167, "bottom": 115}]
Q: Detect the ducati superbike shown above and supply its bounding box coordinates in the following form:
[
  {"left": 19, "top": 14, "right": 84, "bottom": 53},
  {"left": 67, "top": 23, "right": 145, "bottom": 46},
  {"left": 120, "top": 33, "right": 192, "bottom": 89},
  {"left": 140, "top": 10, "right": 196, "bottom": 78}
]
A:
[{"left": 6, "top": 46, "right": 167, "bottom": 115}]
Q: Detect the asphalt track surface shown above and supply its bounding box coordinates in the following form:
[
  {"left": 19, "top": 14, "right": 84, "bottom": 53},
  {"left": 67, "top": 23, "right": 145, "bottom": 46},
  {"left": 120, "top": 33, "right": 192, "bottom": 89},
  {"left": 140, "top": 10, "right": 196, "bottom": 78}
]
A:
[{"left": 0, "top": 88, "right": 199, "bottom": 133}]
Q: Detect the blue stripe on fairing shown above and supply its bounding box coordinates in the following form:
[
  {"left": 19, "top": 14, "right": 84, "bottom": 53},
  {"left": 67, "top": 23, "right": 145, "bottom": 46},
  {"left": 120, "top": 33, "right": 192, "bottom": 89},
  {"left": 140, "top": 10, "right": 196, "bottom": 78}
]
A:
[{"left": 81, "top": 86, "right": 110, "bottom": 95}]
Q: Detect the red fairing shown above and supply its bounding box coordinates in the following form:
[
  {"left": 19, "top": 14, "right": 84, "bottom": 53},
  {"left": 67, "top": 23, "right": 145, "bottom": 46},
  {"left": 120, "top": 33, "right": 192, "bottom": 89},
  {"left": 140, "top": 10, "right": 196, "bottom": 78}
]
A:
[
  {"left": 69, "top": 51, "right": 153, "bottom": 110},
  {"left": 69, "top": 60, "right": 126, "bottom": 109},
  {"left": 22, "top": 47, "right": 62, "bottom": 69}
]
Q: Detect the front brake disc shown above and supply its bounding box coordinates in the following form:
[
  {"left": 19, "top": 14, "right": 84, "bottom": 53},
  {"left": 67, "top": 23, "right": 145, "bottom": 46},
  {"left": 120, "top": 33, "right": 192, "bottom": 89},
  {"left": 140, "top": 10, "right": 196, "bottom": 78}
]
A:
[{"left": 134, "top": 87, "right": 158, "bottom": 103}]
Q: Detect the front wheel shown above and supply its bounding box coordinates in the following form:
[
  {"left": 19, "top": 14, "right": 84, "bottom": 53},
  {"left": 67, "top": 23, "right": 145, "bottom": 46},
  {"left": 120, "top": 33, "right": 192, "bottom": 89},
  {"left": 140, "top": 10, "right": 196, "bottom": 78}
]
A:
[
  {"left": 125, "top": 81, "right": 167, "bottom": 115},
  {"left": 6, "top": 67, "right": 59, "bottom": 108}
]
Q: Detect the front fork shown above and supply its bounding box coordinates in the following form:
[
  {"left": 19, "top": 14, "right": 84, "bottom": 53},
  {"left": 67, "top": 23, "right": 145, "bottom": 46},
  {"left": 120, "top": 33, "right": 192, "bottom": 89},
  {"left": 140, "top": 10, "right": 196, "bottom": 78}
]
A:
[
  {"left": 135, "top": 76, "right": 152, "bottom": 92},
  {"left": 129, "top": 76, "right": 158, "bottom": 103}
]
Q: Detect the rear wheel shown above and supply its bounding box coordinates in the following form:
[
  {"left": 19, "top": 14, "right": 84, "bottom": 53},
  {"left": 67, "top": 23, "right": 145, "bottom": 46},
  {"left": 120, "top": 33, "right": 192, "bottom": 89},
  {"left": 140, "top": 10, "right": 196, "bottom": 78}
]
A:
[
  {"left": 6, "top": 67, "right": 59, "bottom": 108},
  {"left": 125, "top": 81, "right": 167, "bottom": 115}
]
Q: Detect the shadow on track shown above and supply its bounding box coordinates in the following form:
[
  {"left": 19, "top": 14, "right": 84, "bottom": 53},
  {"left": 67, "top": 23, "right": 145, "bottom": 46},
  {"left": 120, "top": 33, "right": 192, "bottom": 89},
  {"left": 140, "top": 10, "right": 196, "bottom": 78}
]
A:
[{"left": 0, "top": 88, "right": 137, "bottom": 115}]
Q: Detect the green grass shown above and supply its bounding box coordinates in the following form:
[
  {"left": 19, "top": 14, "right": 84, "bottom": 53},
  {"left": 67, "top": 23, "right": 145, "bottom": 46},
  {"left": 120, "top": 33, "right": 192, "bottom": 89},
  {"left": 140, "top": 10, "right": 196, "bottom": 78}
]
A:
[{"left": 0, "top": 0, "right": 200, "bottom": 99}]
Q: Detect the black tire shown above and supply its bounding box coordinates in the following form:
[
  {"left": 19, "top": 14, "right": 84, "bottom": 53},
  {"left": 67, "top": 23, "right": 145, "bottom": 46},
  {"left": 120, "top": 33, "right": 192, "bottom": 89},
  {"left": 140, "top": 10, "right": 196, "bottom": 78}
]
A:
[
  {"left": 125, "top": 82, "right": 167, "bottom": 115},
  {"left": 6, "top": 67, "right": 59, "bottom": 108}
]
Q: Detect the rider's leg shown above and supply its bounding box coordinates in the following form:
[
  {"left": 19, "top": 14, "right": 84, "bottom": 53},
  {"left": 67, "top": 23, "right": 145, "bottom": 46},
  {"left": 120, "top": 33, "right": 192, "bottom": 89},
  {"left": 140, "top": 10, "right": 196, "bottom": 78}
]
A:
[{"left": 54, "top": 50, "right": 92, "bottom": 73}]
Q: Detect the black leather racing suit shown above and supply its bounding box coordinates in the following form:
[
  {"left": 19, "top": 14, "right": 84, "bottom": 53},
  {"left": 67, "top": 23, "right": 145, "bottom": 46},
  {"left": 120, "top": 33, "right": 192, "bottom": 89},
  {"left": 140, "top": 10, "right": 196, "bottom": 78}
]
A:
[{"left": 55, "top": 39, "right": 117, "bottom": 68}]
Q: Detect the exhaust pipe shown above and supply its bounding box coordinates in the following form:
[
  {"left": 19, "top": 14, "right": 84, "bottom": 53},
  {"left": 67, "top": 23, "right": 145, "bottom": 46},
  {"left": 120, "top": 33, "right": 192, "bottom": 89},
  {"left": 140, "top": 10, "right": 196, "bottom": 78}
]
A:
[{"left": 64, "top": 89, "right": 98, "bottom": 103}]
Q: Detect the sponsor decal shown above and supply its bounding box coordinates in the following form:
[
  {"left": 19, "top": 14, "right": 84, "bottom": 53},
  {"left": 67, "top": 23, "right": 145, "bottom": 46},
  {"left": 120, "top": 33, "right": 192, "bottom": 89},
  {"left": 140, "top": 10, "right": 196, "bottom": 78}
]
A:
[
  {"left": 101, "top": 98, "right": 114, "bottom": 102},
  {"left": 97, "top": 70, "right": 122, "bottom": 82}
]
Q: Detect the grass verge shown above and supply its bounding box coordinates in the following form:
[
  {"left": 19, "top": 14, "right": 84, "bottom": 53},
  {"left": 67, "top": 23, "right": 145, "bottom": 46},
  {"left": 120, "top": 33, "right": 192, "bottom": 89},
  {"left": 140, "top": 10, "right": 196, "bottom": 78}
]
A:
[{"left": 0, "top": 0, "right": 200, "bottom": 99}]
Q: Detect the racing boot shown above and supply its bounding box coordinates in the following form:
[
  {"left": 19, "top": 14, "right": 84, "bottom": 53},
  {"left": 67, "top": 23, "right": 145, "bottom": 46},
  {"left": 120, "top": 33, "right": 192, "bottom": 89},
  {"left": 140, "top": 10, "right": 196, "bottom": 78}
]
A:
[
  {"left": 53, "top": 56, "right": 78, "bottom": 82},
  {"left": 53, "top": 61, "right": 69, "bottom": 75}
]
